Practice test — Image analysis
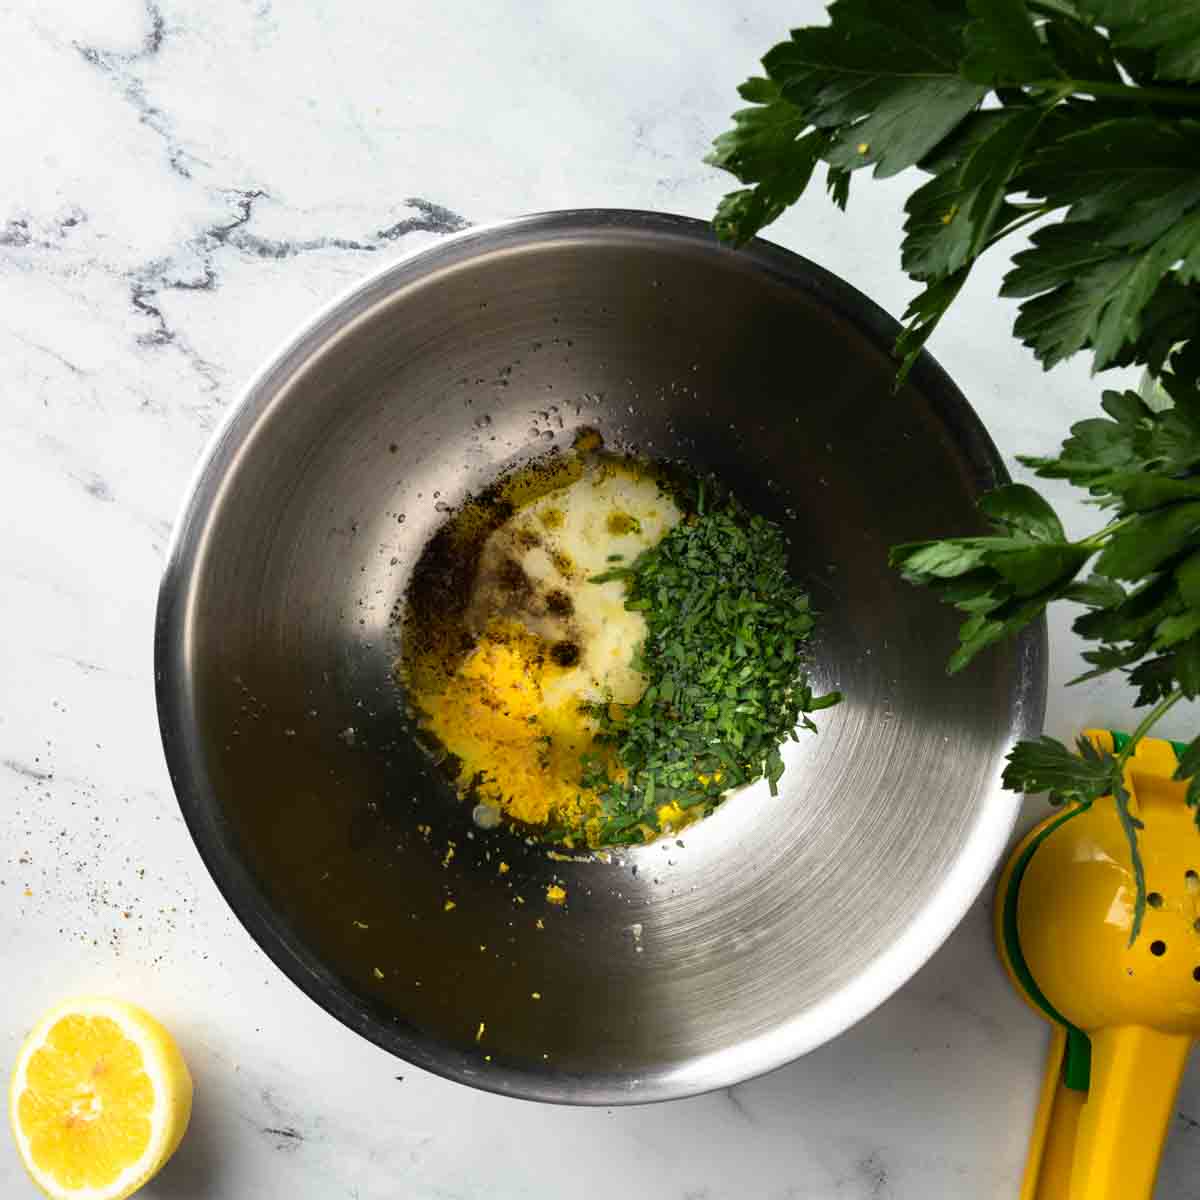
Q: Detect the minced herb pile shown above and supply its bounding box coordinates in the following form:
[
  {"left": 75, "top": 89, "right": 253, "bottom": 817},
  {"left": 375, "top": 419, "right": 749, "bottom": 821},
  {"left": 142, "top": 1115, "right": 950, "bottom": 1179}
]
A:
[{"left": 579, "top": 487, "right": 841, "bottom": 845}]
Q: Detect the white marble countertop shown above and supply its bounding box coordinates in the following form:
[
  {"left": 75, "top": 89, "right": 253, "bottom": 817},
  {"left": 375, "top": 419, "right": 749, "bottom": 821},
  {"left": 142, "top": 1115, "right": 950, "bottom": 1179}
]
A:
[{"left": 3, "top": 1, "right": 1200, "bottom": 1196}]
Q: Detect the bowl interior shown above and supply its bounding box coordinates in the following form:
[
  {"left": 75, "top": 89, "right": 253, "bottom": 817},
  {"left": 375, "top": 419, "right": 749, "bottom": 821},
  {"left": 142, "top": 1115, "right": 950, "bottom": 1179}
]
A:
[{"left": 158, "top": 212, "right": 1043, "bottom": 1103}]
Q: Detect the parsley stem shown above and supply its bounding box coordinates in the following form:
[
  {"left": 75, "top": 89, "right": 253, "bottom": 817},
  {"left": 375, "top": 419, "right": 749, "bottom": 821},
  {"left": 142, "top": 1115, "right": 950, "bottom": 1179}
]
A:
[
  {"left": 1079, "top": 514, "right": 1137, "bottom": 551},
  {"left": 1024, "top": 0, "right": 1080, "bottom": 17},
  {"left": 984, "top": 204, "right": 1060, "bottom": 251},
  {"left": 1116, "top": 689, "right": 1185, "bottom": 769},
  {"left": 1026, "top": 78, "right": 1200, "bottom": 110}
]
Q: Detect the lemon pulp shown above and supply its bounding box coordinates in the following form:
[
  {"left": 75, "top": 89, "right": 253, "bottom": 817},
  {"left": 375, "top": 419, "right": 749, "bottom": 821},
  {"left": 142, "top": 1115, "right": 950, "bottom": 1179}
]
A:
[{"left": 9, "top": 997, "right": 192, "bottom": 1200}]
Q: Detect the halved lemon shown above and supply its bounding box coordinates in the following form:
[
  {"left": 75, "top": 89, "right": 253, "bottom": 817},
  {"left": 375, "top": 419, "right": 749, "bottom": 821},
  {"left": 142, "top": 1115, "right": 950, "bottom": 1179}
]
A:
[{"left": 8, "top": 997, "right": 192, "bottom": 1200}]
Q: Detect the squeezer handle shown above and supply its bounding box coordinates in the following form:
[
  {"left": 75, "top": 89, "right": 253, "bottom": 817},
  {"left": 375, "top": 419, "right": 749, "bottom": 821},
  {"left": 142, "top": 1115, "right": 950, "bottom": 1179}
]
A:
[{"left": 1023, "top": 1024, "right": 1191, "bottom": 1199}]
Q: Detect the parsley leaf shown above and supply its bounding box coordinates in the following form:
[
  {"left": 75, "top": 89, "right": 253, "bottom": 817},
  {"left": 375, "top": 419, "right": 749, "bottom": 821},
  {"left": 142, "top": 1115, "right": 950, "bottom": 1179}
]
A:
[
  {"left": 1113, "top": 774, "right": 1149, "bottom": 942},
  {"left": 707, "top": 0, "right": 986, "bottom": 245},
  {"left": 1174, "top": 734, "right": 1200, "bottom": 828},
  {"left": 893, "top": 269, "right": 972, "bottom": 378},
  {"left": 707, "top": 79, "right": 835, "bottom": 247},
  {"left": 1018, "top": 388, "right": 1200, "bottom": 491},
  {"left": 1110, "top": 280, "right": 1200, "bottom": 377},
  {"left": 961, "top": 0, "right": 1057, "bottom": 85},
  {"left": 1093, "top": 502, "right": 1200, "bottom": 580},
  {"left": 998, "top": 118, "right": 1200, "bottom": 369},
  {"left": 770, "top": 0, "right": 987, "bottom": 179},
  {"left": 1041, "top": 16, "right": 1120, "bottom": 82},
  {"left": 1015, "top": 118, "right": 1200, "bottom": 248},
  {"left": 1002, "top": 734, "right": 1117, "bottom": 804},
  {"left": 902, "top": 109, "right": 1044, "bottom": 282},
  {"left": 1078, "top": 0, "right": 1200, "bottom": 85},
  {"left": 890, "top": 483, "right": 1092, "bottom": 671}
]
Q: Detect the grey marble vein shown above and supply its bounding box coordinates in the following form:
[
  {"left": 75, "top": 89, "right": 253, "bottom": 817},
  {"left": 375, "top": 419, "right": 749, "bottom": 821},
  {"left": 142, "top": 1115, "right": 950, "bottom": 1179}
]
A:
[
  {"left": 74, "top": 0, "right": 198, "bottom": 179},
  {"left": 110, "top": 189, "right": 470, "bottom": 390}
]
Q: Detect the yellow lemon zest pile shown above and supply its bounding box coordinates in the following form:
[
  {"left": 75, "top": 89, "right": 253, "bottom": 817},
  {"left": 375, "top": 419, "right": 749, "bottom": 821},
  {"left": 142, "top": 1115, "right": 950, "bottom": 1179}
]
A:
[{"left": 423, "top": 619, "right": 609, "bottom": 838}]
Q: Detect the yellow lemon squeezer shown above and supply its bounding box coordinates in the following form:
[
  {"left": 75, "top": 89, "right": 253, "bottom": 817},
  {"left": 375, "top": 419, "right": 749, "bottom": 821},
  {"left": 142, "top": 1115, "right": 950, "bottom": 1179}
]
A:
[{"left": 996, "top": 731, "right": 1200, "bottom": 1200}]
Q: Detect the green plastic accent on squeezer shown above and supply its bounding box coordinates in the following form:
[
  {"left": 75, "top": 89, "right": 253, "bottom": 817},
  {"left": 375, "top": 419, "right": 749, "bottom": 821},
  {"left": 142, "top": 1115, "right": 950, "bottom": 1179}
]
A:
[
  {"left": 1002, "top": 803, "right": 1094, "bottom": 1092},
  {"left": 1110, "top": 730, "right": 1189, "bottom": 761}
]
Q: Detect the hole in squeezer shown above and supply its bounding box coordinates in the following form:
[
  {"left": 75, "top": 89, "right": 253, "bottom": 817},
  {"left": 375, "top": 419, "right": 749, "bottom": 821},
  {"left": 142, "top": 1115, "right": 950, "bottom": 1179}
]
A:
[
  {"left": 1151, "top": 940, "right": 1168, "bottom": 957},
  {"left": 1148, "top": 892, "right": 1164, "bottom": 908},
  {"left": 1187, "top": 870, "right": 1200, "bottom": 893},
  {"left": 1194, "top": 967, "right": 1200, "bottom": 983}
]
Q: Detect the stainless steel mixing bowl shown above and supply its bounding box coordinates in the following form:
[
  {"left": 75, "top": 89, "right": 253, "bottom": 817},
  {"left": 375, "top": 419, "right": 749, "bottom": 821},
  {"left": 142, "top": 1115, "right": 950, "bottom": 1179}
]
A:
[{"left": 156, "top": 209, "right": 1045, "bottom": 1104}]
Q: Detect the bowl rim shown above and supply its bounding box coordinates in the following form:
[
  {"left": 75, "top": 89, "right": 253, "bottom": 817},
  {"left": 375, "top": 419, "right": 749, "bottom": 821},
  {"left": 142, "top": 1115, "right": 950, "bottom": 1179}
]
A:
[{"left": 155, "top": 207, "right": 1047, "bottom": 1105}]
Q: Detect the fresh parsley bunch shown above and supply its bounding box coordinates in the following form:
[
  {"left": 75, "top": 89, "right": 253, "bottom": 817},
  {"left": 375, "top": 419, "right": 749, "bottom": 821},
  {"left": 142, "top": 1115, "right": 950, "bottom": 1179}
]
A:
[
  {"left": 709, "top": 0, "right": 1200, "bottom": 377},
  {"left": 709, "top": 0, "right": 1200, "bottom": 936},
  {"left": 892, "top": 349, "right": 1200, "bottom": 937}
]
